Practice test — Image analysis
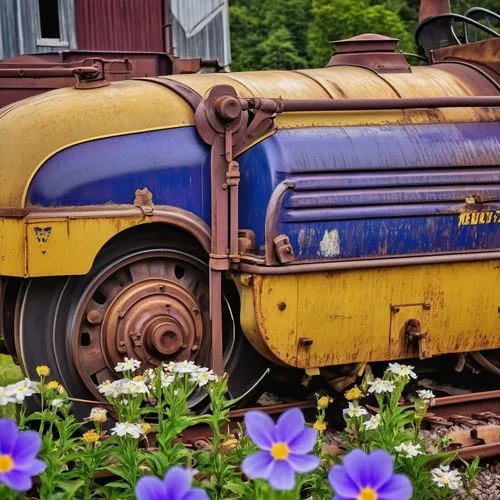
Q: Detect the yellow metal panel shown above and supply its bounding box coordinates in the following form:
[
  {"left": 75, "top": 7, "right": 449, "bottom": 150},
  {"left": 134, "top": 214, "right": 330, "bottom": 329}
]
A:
[
  {"left": 295, "top": 67, "right": 399, "bottom": 99},
  {"left": 0, "top": 81, "right": 194, "bottom": 208},
  {"left": 25, "top": 215, "right": 147, "bottom": 277},
  {"left": 380, "top": 67, "right": 478, "bottom": 98},
  {"left": 240, "top": 260, "right": 500, "bottom": 368},
  {"left": 0, "top": 218, "right": 25, "bottom": 275}
]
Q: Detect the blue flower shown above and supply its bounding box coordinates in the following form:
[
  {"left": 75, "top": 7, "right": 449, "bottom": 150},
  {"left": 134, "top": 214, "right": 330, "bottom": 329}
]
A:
[
  {"left": 242, "top": 408, "right": 320, "bottom": 491},
  {"left": 136, "top": 466, "right": 208, "bottom": 500},
  {"left": 0, "top": 418, "right": 46, "bottom": 492},
  {"left": 328, "top": 449, "right": 412, "bottom": 500}
]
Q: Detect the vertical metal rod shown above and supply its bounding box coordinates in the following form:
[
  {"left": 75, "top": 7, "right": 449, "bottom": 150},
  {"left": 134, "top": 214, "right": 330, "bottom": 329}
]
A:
[{"left": 209, "top": 137, "right": 229, "bottom": 376}]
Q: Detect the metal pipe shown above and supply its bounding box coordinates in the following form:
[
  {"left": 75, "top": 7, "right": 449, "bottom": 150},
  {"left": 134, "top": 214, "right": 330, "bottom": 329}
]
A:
[
  {"left": 419, "top": 0, "right": 451, "bottom": 23},
  {"left": 267, "top": 96, "right": 500, "bottom": 113},
  {"left": 236, "top": 251, "right": 500, "bottom": 275}
]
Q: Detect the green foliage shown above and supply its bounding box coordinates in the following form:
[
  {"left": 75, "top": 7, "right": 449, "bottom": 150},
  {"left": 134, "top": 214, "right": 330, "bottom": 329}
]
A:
[{"left": 229, "top": 0, "right": 498, "bottom": 70}]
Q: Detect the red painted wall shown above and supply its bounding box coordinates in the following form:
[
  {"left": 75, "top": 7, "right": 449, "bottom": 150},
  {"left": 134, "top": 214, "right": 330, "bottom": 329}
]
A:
[{"left": 75, "top": 0, "right": 165, "bottom": 51}]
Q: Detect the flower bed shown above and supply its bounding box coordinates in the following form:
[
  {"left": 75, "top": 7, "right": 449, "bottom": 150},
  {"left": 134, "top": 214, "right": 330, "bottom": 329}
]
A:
[{"left": 0, "top": 361, "right": 481, "bottom": 499}]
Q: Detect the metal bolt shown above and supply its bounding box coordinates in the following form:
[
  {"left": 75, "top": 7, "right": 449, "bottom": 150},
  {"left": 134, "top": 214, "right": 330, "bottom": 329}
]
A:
[
  {"left": 86, "top": 309, "right": 102, "bottom": 324},
  {"left": 159, "top": 285, "right": 165, "bottom": 292},
  {"left": 391, "top": 306, "right": 400, "bottom": 313},
  {"left": 165, "top": 303, "right": 171, "bottom": 311},
  {"left": 278, "top": 302, "right": 286, "bottom": 311},
  {"left": 423, "top": 303, "right": 431, "bottom": 311},
  {"left": 191, "top": 344, "right": 199, "bottom": 352},
  {"left": 299, "top": 337, "right": 313, "bottom": 347}
]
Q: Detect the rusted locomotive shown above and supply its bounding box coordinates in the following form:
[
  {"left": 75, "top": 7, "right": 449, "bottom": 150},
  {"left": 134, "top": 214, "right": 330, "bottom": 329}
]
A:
[{"left": 0, "top": 0, "right": 498, "bottom": 409}]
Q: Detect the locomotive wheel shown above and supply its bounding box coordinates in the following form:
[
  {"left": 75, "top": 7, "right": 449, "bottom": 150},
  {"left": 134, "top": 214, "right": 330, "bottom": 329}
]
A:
[{"left": 15, "top": 228, "right": 267, "bottom": 415}]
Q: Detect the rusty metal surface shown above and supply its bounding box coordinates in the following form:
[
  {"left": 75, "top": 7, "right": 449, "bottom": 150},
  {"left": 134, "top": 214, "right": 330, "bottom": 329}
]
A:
[
  {"left": 419, "top": 0, "right": 451, "bottom": 23},
  {"left": 71, "top": 249, "right": 211, "bottom": 399},
  {"left": 428, "top": 390, "right": 500, "bottom": 419},
  {"left": 431, "top": 38, "right": 500, "bottom": 80},
  {"left": 327, "top": 34, "right": 411, "bottom": 73},
  {"left": 194, "top": 85, "right": 279, "bottom": 375}
]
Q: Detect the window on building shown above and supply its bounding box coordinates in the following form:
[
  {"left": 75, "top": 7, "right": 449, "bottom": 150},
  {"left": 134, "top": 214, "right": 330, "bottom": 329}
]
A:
[{"left": 37, "top": 0, "right": 68, "bottom": 46}]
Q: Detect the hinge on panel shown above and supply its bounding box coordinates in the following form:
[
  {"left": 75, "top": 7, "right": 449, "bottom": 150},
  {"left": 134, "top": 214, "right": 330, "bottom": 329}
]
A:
[{"left": 273, "top": 234, "right": 295, "bottom": 264}]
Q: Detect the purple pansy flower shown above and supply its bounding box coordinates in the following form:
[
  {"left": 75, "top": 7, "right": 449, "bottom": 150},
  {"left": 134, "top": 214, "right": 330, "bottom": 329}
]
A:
[
  {"left": 328, "top": 449, "right": 412, "bottom": 500},
  {"left": 0, "top": 418, "right": 46, "bottom": 492},
  {"left": 135, "top": 466, "right": 208, "bottom": 500},
  {"left": 242, "top": 408, "right": 320, "bottom": 491}
]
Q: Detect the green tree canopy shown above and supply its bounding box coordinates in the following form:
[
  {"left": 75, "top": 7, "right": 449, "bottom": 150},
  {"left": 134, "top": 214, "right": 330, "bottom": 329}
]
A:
[{"left": 229, "top": 0, "right": 499, "bottom": 71}]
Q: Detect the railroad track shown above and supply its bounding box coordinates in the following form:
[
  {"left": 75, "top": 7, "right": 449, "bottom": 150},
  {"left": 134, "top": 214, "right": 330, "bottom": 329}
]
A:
[
  {"left": 425, "top": 390, "right": 500, "bottom": 460},
  {"left": 179, "top": 390, "right": 500, "bottom": 461}
]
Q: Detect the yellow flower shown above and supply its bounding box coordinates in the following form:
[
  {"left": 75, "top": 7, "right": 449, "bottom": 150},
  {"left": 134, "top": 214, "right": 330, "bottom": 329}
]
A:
[
  {"left": 345, "top": 386, "right": 363, "bottom": 401},
  {"left": 133, "top": 375, "right": 143, "bottom": 381},
  {"left": 221, "top": 438, "right": 239, "bottom": 454},
  {"left": 317, "top": 395, "right": 333, "bottom": 409},
  {"left": 89, "top": 407, "right": 108, "bottom": 424},
  {"left": 313, "top": 421, "right": 327, "bottom": 432},
  {"left": 36, "top": 365, "right": 50, "bottom": 377},
  {"left": 82, "top": 430, "right": 100, "bottom": 444},
  {"left": 47, "top": 381, "right": 59, "bottom": 390},
  {"left": 57, "top": 385, "right": 65, "bottom": 394},
  {"left": 139, "top": 422, "right": 152, "bottom": 435}
]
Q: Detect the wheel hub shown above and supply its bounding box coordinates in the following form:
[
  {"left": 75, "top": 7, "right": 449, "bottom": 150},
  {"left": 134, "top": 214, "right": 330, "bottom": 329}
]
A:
[{"left": 102, "top": 279, "right": 203, "bottom": 369}]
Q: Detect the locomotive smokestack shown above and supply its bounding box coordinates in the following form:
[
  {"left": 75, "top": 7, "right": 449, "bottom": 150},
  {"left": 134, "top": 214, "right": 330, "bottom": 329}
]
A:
[{"left": 419, "top": 0, "right": 451, "bottom": 23}]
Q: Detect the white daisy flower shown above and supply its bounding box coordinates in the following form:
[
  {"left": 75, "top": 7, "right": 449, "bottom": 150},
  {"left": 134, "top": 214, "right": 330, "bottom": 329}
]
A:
[
  {"left": 114, "top": 357, "right": 141, "bottom": 373},
  {"left": 6, "top": 379, "right": 39, "bottom": 403},
  {"left": 190, "top": 368, "right": 217, "bottom": 387},
  {"left": 110, "top": 422, "right": 144, "bottom": 439},
  {"left": 431, "top": 465, "right": 463, "bottom": 490},
  {"left": 161, "top": 372, "right": 175, "bottom": 388},
  {"left": 367, "top": 378, "right": 395, "bottom": 394},
  {"left": 364, "top": 413, "right": 381, "bottom": 430},
  {"left": 120, "top": 380, "right": 149, "bottom": 396},
  {"left": 343, "top": 402, "right": 368, "bottom": 418},
  {"left": 51, "top": 398, "right": 64, "bottom": 408},
  {"left": 395, "top": 442, "right": 422, "bottom": 458},
  {"left": 98, "top": 380, "right": 121, "bottom": 398},
  {"left": 166, "top": 360, "right": 201, "bottom": 374},
  {"left": 0, "top": 386, "right": 16, "bottom": 406},
  {"left": 417, "top": 389, "right": 435, "bottom": 401},
  {"left": 387, "top": 362, "right": 417, "bottom": 379}
]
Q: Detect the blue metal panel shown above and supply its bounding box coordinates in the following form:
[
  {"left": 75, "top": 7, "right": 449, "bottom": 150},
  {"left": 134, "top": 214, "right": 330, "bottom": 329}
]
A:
[
  {"left": 26, "top": 126, "right": 212, "bottom": 223},
  {"left": 238, "top": 122, "right": 500, "bottom": 259},
  {"left": 27, "top": 121, "right": 500, "bottom": 261}
]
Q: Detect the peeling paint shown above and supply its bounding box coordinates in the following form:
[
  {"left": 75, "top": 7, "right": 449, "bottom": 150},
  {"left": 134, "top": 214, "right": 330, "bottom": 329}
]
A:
[{"left": 318, "top": 229, "right": 340, "bottom": 257}]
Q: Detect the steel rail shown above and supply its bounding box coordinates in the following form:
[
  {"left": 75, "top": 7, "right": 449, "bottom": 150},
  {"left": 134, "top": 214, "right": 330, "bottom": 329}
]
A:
[{"left": 429, "top": 389, "right": 500, "bottom": 419}]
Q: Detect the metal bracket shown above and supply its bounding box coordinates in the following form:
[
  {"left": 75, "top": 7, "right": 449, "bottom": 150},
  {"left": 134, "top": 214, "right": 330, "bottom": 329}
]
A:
[
  {"left": 405, "top": 319, "right": 429, "bottom": 359},
  {"left": 274, "top": 234, "right": 295, "bottom": 264},
  {"left": 134, "top": 188, "right": 154, "bottom": 216}
]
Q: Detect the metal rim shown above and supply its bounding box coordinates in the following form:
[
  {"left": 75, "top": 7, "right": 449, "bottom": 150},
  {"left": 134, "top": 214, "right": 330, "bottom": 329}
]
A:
[{"left": 68, "top": 248, "right": 235, "bottom": 400}]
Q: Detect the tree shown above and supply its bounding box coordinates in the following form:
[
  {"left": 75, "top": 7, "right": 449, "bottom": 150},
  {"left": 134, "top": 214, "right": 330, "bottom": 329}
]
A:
[{"left": 307, "top": 0, "right": 412, "bottom": 67}]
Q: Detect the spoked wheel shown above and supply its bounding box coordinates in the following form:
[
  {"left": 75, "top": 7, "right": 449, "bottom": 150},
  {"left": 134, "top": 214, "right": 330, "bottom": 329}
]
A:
[{"left": 15, "top": 228, "right": 268, "bottom": 415}]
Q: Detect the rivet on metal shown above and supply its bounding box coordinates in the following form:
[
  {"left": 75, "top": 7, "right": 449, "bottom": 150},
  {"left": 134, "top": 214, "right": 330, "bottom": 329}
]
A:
[
  {"left": 278, "top": 302, "right": 287, "bottom": 311},
  {"left": 423, "top": 303, "right": 431, "bottom": 310},
  {"left": 86, "top": 309, "right": 102, "bottom": 324},
  {"left": 391, "top": 306, "right": 400, "bottom": 313},
  {"left": 299, "top": 337, "right": 313, "bottom": 347},
  {"left": 159, "top": 285, "right": 165, "bottom": 292}
]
